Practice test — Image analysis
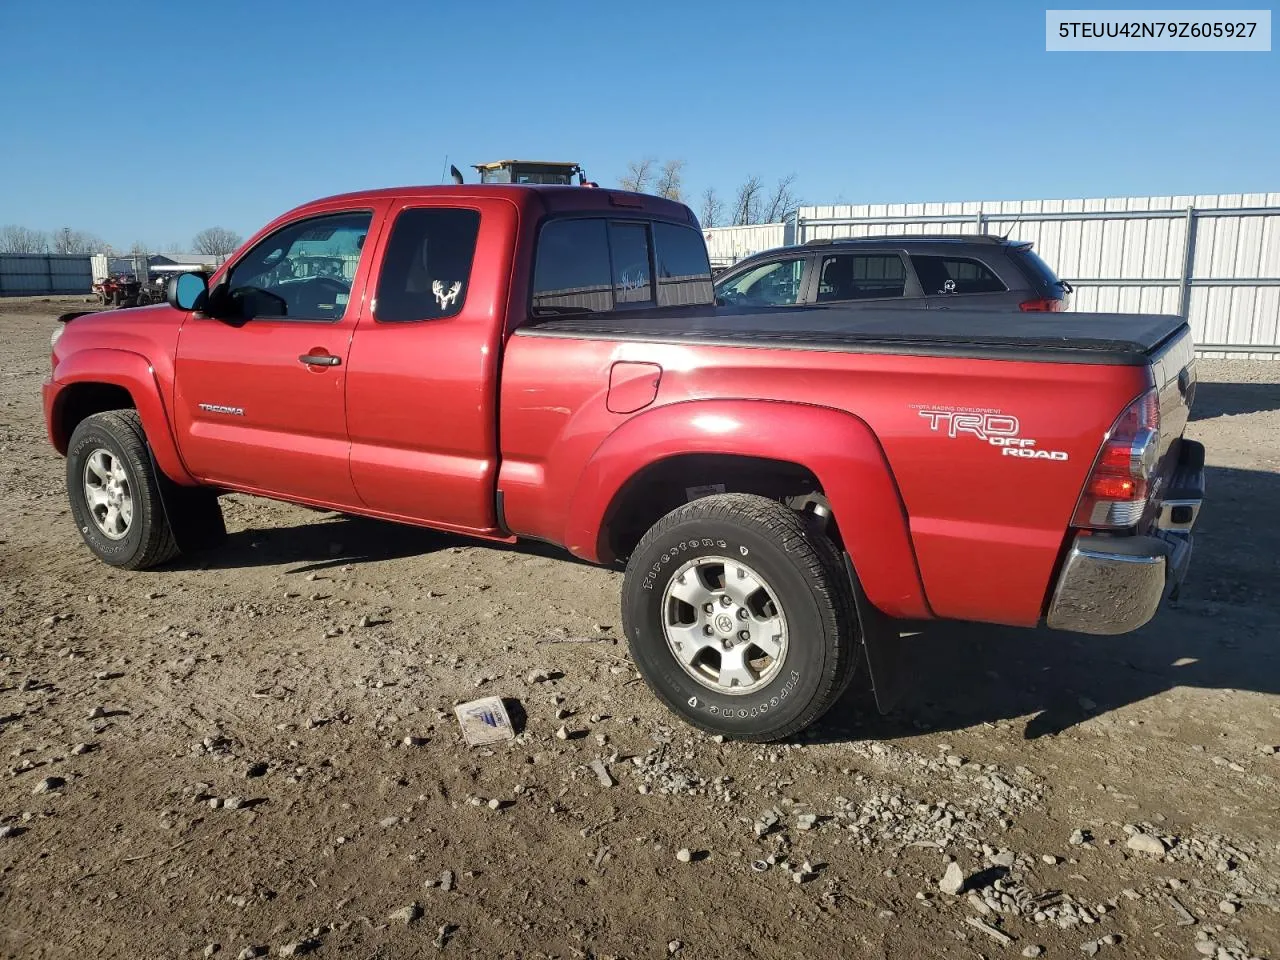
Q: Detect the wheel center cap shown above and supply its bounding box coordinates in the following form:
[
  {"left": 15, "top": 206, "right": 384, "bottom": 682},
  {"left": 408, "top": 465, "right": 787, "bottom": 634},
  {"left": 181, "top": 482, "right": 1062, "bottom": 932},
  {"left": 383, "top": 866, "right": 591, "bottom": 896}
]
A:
[{"left": 713, "top": 613, "right": 736, "bottom": 635}]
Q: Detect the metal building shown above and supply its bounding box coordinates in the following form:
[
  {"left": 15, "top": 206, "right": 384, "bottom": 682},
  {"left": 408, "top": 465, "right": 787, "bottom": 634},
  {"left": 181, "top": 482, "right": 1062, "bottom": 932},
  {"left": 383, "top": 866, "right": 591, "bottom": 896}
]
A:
[{"left": 0, "top": 254, "right": 93, "bottom": 296}]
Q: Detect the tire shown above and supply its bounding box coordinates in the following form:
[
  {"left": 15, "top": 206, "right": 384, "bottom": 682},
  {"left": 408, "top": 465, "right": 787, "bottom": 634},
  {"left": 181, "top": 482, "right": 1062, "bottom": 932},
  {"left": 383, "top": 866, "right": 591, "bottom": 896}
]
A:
[
  {"left": 66, "top": 410, "right": 180, "bottom": 570},
  {"left": 621, "top": 493, "right": 859, "bottom": 742}
]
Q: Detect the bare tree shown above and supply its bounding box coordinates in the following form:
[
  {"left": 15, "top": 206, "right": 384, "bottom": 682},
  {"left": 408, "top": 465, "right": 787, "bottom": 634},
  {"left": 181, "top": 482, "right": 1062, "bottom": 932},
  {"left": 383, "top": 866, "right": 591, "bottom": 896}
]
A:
[
  {"left": 732, "top": 176, "right": 764, "bottom": 226},
  {"left": 654, "top": 160, "right": 685, "bottom": 201},
  {"left": 618, "top": 158, "right": 656, "bottom": 194},
  {"left": 0, "top": 225, "right": 50, "bottom": 253},
  {"left": 192, "top": 227, "right": 243, "bottom": 261},
  {"left": 699, "top": 187, "right": 724, "bottom": 228},
  {"left": 52, "top": 227, "right": 104, "bottom": 255},
  {"left": 763, "top": 174, "right": 799, "bottom": 224}
]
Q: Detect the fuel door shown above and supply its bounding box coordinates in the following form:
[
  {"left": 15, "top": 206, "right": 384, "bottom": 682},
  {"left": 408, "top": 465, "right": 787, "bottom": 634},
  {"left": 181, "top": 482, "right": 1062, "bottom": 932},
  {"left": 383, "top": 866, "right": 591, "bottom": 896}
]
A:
[{"left": 606, "top": 361, "right": 663, "bottom": 414}]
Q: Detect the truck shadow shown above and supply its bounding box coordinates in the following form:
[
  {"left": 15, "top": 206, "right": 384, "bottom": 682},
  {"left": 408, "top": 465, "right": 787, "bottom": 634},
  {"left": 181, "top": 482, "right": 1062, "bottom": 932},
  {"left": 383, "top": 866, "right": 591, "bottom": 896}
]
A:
[
  {"left": 816, "top": 460, "right": 1280, "bottom": 743},
  {"left": 1188, "top": 379, "right": 1280, "bottom": 420},
  {"left": 180, "top": 512, "right": 584, "bottom": 574}
]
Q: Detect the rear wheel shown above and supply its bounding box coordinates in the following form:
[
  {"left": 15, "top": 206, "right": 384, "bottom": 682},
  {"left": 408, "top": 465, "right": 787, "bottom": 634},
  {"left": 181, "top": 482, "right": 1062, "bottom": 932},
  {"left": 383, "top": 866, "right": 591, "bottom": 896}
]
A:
[
  {"left": 621, "top": 494, "right": 859, "bottom": 742},
  {"left": 66, "top": 410, "right": 179, "bottom": 569}
]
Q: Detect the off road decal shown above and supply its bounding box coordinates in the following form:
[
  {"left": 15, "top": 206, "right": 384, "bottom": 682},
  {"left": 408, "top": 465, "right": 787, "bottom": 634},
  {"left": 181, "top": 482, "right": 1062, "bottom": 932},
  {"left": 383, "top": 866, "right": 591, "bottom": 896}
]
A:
[{"left": 913, "top": 404, "right": 1069, "bottom": 461}]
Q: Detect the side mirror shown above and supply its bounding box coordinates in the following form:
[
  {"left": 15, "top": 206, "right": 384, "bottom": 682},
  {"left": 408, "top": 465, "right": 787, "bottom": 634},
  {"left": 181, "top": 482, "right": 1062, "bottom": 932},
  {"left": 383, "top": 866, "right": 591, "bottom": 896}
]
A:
[{"left": 168, "top": 272, "right": 208, "bottom": 312}]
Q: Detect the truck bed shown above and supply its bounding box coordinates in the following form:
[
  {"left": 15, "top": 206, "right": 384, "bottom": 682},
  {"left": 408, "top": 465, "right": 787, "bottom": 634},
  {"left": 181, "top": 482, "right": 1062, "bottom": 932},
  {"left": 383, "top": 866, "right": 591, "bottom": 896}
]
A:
[{"left": 519, "top": 304, "right": 1190, "bottom": 365}]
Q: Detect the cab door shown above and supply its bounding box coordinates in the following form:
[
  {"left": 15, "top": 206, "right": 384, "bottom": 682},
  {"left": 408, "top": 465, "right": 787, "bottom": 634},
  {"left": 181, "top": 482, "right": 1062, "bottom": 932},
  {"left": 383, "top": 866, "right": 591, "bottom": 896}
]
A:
[
  {"left": 344, "top": 196, "right": 514, "bottom": 533},
  {"left": 173, "top": 202, "right": 388, "bottom": 505}
]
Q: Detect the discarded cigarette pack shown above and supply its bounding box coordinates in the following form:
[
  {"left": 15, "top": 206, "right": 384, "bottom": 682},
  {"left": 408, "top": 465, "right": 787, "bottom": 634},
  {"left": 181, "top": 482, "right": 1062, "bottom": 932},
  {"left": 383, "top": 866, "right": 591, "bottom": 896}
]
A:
[{"left": 453, "top": 696, "right": 515, "bottom": 746}]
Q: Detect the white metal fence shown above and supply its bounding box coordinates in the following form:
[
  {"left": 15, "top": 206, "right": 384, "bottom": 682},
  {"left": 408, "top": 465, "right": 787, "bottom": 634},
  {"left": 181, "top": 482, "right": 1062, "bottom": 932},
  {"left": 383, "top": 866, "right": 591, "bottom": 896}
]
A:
[{"left": 706, "top": 193, "right": 1280, "bottom": 358}]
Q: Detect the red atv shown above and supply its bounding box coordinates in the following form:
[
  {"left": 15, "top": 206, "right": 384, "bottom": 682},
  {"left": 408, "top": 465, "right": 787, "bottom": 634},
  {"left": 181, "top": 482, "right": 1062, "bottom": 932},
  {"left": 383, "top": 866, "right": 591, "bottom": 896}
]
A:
[{"left": 93, "top": 274, "right": 142, "bottom": 308}]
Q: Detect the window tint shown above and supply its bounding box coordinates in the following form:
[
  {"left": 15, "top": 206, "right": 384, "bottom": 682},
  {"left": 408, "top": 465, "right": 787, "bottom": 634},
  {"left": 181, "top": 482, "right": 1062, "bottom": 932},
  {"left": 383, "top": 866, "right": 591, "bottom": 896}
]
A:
[
  {"left": 654, "top": 223, "right": 714, "bottom": 307},
  {"left": 532, "top": 219, "right": 613, "bottom": 314},
  {"left": 226, "top": 211, "right": 371, "bottom": 321},
  {"left": 715, "top": 259, "right": 804, "bottom": 306},
  {"left": 375, "top": 208, "right": 481, "bottom": 322},
  {"left": 609, "top": 222, "right": 653, "bottom": 305},
  {"left": 911, "top": 255, "right": 1006, "bottom": 295},
  {"left": 816, "top": 254, "right": 907, "bottom": 301}
]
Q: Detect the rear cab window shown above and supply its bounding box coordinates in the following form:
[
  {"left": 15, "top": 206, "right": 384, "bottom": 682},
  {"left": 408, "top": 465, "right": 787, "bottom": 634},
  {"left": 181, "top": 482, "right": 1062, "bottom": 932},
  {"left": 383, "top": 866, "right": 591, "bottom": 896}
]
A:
[
  {"left": 532, "top": 217, "right": 713, "bottom": 316},
  {"left": 911, "top": 255, "right": 1006, "bottom": 296}
]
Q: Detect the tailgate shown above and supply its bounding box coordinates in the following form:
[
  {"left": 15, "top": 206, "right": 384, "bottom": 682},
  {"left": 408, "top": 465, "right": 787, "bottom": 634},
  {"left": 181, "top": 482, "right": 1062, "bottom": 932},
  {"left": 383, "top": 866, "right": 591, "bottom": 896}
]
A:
[
  {"left": 1149, "top": 325, "right": 1197, "bottom": 467},
  {"left": 1144, "top": 325, "right": 1199, "bottom": 529}
]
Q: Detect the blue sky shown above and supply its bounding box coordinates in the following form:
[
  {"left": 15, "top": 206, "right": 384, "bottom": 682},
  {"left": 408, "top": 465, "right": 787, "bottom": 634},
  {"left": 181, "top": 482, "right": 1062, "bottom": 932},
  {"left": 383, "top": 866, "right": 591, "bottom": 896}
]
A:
[{"left": 1, "top": 0, "right": 1275, "bottom": 250}]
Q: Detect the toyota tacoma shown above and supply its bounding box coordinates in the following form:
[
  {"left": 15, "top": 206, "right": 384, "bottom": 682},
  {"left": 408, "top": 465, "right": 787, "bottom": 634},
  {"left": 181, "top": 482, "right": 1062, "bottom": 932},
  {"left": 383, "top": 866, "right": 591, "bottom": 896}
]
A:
[{"left": 43, "top": 184, "right": 1204, "bottom": 740}]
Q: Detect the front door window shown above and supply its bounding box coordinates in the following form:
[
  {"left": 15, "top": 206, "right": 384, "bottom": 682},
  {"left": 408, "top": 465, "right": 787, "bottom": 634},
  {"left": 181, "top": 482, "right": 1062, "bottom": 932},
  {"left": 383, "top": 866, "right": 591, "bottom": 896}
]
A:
[{"left": 224, "top": 211, "right": 372, "bottom": 321}]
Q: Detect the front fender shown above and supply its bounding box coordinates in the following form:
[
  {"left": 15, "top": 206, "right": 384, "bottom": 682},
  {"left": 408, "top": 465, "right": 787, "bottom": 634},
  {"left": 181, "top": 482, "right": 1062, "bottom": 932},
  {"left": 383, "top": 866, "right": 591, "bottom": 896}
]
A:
[
  {"left": 564, "top": 399, "right": 931, "bottom": 620},
  {"left": 46, "top": 348, "right": 194, "bottom": 485}
]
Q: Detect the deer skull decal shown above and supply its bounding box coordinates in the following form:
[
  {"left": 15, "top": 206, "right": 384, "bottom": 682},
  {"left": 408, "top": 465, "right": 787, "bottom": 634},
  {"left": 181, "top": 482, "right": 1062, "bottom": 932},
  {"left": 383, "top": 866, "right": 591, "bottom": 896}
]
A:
[{"left": 432, "top": 279, "right": 462, "bottom": 310}]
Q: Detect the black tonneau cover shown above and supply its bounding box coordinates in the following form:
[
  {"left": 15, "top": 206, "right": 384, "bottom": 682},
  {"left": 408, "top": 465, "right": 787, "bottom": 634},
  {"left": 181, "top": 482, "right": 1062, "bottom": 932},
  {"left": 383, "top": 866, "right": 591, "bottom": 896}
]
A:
[{"left": 518, "top": 304, "right": 1190, "bottom": 365}]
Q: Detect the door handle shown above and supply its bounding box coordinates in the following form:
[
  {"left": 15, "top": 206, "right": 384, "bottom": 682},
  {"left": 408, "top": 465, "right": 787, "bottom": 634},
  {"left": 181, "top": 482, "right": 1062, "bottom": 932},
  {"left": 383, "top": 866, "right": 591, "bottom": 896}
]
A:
[{"left": 299, "top": 353, "right": 341, "bottom": 367}]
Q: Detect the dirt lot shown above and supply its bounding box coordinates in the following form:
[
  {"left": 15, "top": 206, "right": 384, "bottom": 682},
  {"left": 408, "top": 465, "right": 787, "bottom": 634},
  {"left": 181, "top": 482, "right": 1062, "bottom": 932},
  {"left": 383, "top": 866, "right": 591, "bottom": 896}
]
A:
[{"left": 1, "top": 300, "right": 1278, "bottom": 960}]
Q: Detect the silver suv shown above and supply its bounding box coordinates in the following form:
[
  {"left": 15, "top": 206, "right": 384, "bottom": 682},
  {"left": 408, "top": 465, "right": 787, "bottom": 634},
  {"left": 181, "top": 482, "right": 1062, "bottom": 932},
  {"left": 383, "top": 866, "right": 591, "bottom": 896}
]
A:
[{"left": 714, "top": 235, "right": 1071, "bottom": 313}]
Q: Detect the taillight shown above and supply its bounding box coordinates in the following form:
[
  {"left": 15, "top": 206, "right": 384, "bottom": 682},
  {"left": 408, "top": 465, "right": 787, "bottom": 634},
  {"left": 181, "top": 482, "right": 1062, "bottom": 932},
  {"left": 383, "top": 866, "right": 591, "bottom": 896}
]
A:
[
  {"left": 1072, "top": 388, "right": 1160, "bottom": 528},
  {"left": 1019, "top": 298, "right": 1064, "bottom": 312}
]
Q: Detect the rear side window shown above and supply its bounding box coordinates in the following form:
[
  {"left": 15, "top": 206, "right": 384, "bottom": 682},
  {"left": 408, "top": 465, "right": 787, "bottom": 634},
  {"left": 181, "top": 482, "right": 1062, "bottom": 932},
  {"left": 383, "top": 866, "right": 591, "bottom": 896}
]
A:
[
  {"left": 654, "top": 223, "right": 714, "bottom": 307},
  {"left": 816, "top": 254, "right": 907, "bottom": 301},
  {"left": 375, "top": 208, "right": 481, "bottom": 322},
  {"left": 532, "top": 217, "right": 714, "bottom": 315},
  {"left": 911, "top": 255, "right": 1006, "bottom": 295}
]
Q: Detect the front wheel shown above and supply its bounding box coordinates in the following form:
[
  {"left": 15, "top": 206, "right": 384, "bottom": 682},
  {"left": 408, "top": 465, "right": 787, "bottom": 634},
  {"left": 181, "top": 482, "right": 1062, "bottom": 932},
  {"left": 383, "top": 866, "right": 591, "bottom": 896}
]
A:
[
  {"left": 621, "top": 494, "right": 859, "bottom": 742},
  {"left": 66, "top": 410, "right": 180, "bottom": 569}
]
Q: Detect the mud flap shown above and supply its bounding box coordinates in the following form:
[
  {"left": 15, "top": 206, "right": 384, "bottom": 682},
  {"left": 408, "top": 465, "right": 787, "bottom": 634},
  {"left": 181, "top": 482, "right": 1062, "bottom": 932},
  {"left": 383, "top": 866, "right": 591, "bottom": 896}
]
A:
[
  {"left": 844, "top": 552, "right": 909, "bottom": 715},
  {"left": 147, "top": 447, "right": 227, "bottom": 554}
]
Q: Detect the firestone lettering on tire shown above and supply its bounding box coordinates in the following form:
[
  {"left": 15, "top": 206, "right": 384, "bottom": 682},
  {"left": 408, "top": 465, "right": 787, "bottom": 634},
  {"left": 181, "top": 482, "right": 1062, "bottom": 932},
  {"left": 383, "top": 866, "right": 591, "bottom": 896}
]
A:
[
  {"left": 704, "top": 670, "right": 800, "bottom": 717},
  {"left": 642, "top": 538, "right": 729, "bottom": 591}
]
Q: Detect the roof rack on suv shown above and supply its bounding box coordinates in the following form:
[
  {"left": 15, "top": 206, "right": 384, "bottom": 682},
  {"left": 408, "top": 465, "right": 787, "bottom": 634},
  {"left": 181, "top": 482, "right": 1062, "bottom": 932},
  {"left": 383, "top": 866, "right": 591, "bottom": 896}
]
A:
[{"left": 803, "top": 234, "right": 1007, "bottom": 246}]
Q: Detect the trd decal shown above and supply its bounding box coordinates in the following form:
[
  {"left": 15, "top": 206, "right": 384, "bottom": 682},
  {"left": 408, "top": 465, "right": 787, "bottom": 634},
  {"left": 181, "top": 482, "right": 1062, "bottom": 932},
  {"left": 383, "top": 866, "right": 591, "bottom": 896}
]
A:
[
  {"left": 198, "top": 403, "right": 244, "bottom": 417},
  {"left": 916, "top": 406, "right": 1069, "bottom": 461}
]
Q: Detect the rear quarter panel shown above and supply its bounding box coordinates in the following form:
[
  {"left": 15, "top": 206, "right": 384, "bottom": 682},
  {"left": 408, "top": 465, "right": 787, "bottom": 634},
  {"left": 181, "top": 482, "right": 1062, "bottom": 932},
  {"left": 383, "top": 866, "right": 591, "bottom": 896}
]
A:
[{"left": 499, "top": 334, "right": 1149, "bottom": 626}]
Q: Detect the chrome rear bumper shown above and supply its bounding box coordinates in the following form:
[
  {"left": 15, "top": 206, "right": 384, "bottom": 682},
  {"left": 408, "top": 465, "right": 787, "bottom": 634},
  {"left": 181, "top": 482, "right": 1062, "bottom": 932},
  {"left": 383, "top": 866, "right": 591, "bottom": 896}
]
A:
[{"left": 1046, "top": 440, "right": 1204, "bottom": 636}]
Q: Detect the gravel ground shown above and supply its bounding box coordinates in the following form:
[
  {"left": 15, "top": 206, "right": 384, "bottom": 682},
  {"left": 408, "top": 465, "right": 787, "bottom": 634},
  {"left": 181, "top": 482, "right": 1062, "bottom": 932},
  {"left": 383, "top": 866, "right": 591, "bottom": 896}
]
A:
[{"left": 2, "top": 301, "right": 1278, "bottom": 959}]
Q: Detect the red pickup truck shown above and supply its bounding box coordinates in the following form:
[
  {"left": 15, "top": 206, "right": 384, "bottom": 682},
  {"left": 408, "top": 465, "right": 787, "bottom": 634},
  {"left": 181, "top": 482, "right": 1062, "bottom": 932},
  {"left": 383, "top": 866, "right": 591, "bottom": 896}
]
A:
[{"left": 43, "top": 184, "right": 1204, "bottom": 740}]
